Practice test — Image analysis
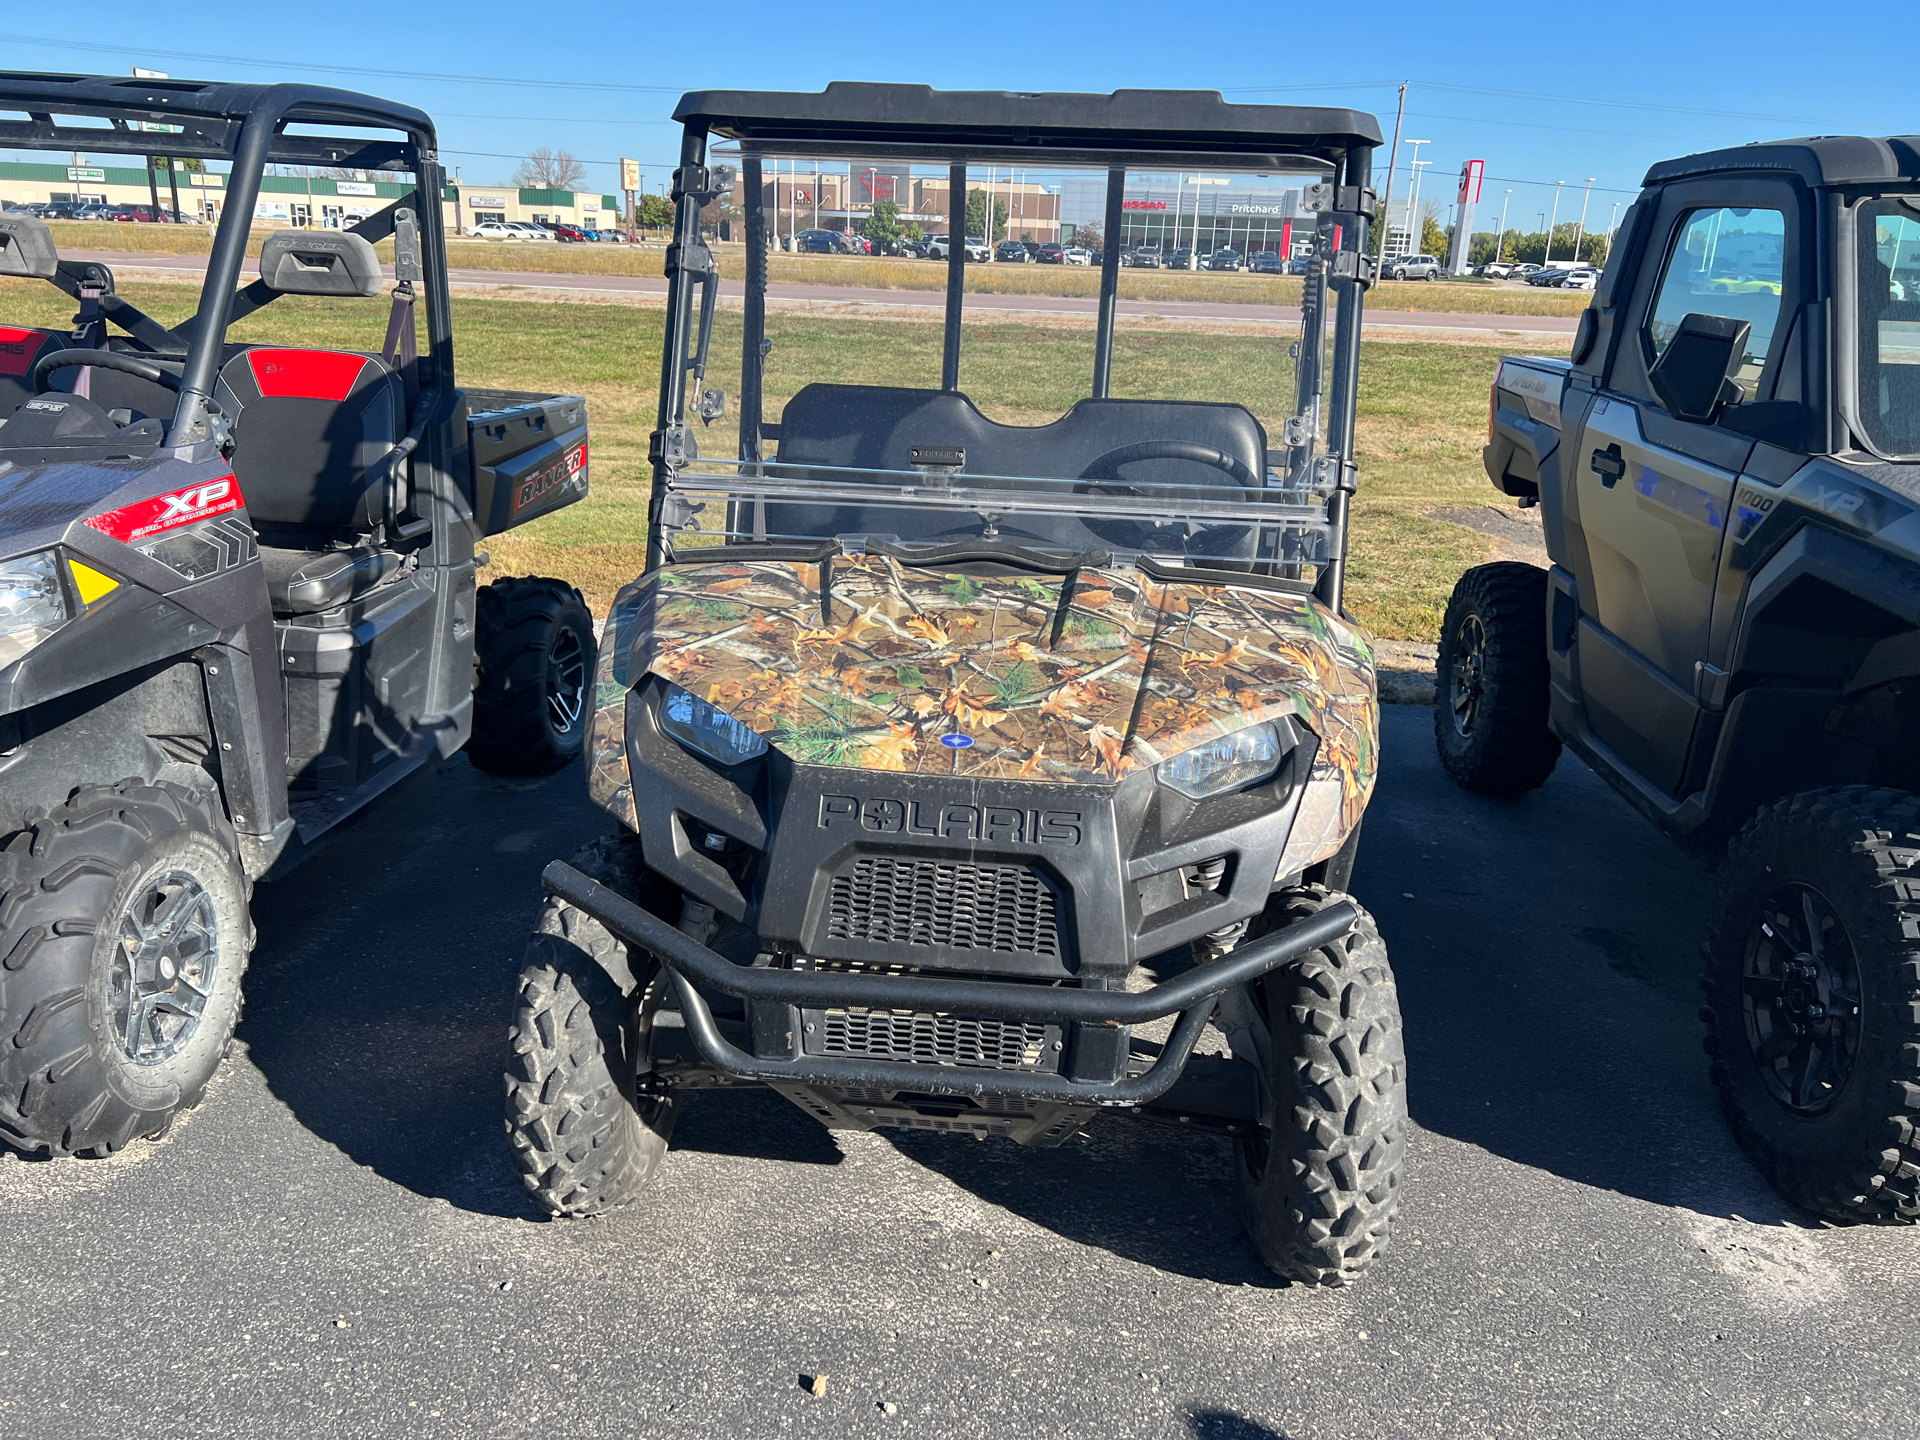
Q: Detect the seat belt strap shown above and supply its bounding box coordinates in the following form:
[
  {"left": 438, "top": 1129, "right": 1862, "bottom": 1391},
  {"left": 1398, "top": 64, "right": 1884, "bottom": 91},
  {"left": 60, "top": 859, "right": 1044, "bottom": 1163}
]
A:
[{"left": 381, "top": 282, "right": 419, "bottom": 418}]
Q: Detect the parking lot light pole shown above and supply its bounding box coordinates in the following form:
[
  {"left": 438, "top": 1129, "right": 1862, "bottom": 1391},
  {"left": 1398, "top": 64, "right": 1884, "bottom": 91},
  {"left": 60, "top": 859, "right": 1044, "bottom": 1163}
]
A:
[
  {"left": 1493, "top": 188, "right": 1512, "bottom": 264},
  {"left": 1604, "top": 200, "right": 1621, "bottom": 259},
  {"left": 1572, "top": 178, "right": 1594, "bottom": 264},
  {"left": 1543, "top": 180, "right": 1564, "bottom": 267}
]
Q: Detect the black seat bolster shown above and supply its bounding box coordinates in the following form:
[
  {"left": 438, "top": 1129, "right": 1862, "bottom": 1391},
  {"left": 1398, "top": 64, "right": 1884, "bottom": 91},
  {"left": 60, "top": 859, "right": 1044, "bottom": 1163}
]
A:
[
  {"left": 260, "top": 544, "right": 403, "bottom": 615},
  {"left": 764, "top": 384, "right": 1268, "bottom": 550}
]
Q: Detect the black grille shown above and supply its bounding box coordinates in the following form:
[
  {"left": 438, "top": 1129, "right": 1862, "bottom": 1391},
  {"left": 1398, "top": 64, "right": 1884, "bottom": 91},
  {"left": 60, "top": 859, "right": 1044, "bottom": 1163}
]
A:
[
  {"left": 825, "top": 857, "right": 1062, "bottom": 959},
  {"left": 806, "top": 1008, "right": 1059, "bottom": 1071}
]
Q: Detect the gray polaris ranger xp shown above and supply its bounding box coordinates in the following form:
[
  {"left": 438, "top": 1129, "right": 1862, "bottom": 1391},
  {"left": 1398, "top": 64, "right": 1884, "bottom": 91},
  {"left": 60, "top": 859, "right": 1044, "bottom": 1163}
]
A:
[
  {"left": 0, "top": 74, "right": 593, "bottom": 1158},
  {"left": 508, "top": 84, "right": 1408, "bottom": 1285}
]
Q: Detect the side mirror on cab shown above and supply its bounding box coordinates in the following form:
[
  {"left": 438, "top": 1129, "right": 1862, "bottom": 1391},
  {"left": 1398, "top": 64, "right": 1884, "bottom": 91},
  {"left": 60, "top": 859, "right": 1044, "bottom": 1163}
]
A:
[{"left": 1648, "top": 312, "right": 1749, "bottom": 425}]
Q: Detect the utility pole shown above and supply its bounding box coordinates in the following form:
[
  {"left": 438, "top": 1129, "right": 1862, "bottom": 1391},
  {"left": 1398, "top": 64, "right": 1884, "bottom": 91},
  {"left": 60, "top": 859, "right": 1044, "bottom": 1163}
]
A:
[
  {"left": 1493, "top": 188, "right": 1512, "bottom": 264},
  {"left": 1373, "top": 82, "right": 1408, "bottom": 268},
  {"left": 1572, "top": 178, "right": 1595, "bottom": 265},
  {"left": 1544, "top": 180, "right": 1565, "bottom": 267}
]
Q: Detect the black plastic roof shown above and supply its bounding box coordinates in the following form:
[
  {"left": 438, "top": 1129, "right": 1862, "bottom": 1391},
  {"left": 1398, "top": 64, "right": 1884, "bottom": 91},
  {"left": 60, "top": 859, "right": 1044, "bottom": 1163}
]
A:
[
  {"left": 674, "top": 84, "right": 1381, "bottom": 170},
  {"left": 1644, "top": 136, "right": 1920, "bottom": 189},
  {"left": 0, "top": 72, "right": 434, "bottom": 169}
]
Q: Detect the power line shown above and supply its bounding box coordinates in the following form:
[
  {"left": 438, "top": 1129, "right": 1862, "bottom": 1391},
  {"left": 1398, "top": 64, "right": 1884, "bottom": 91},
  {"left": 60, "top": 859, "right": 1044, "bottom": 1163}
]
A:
[
  {"left": 0, "top": 31, "right": 683, "bottom": 93},
  {"left": 1224, "top": 77, "right": 1816, "bottom": 126}
]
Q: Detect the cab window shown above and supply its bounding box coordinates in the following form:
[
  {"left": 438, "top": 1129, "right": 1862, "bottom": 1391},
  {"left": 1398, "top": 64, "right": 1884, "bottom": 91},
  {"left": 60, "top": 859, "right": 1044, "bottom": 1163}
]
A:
[
  {"left": 1855, "top": 200, "right": 1920, "bottom": 457},
  {"left": 1645, "top": 206, "right": 1786, "bottom": 389}
]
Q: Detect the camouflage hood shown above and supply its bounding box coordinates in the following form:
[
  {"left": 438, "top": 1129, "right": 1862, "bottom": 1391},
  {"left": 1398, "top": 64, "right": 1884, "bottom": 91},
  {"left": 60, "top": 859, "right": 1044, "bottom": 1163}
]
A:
[{"left": 591, "top": 553, "right": 1379, "bottom": 868}]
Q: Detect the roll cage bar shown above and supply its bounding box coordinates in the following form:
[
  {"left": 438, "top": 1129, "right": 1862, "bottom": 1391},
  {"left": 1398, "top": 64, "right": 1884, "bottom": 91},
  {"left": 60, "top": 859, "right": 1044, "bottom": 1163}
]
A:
[
  {"left": 0, "top": 72, "right": 454, "bottom": 449},
  {"left": 647, "top": 84, "right": 1382, "bottom": 610}
]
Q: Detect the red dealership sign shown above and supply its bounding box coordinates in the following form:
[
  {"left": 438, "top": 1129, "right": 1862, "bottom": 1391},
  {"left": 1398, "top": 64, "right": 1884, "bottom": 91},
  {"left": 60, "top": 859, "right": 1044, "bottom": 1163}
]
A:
[
  {"left": 1458, "top": 160, "right": 1485, "bottom": 205},
  {"left": 1122, "top": 200, "right": 1167, "bottom": 211}
]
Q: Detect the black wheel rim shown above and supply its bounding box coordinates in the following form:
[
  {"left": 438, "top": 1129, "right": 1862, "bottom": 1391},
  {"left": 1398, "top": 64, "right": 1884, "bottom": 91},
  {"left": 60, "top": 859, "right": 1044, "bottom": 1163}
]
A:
[
  {"left": 546, "top": 627, "right": 588, "bottom": 736},
  {"left": 1447, "top": 613, "right": 1488, "bottom": 738},
  {"left": 1741, "top": 883, "right": 1863, "bottom": 1115},
  {"left": 109, "top": 869, "right": 220, "bottom": 1064}
]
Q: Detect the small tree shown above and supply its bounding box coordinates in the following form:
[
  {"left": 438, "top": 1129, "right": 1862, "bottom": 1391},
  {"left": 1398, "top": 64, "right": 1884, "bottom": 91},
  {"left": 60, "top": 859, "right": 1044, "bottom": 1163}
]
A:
[
  {"left": 862, "top": 199, "right": 902, "bottom": 248},
  {"left": 1075, "top": 220, "right": 1103, "bottom": 254},
  {"left": 514, "top": 148, "right": 586, "bottom": 191},
  {"left": 635, "top": 193, "right": 674, "bottom": 233},
  {"left": 904, "top": 221, "right": 924, "bottom": 243},
  {"left": 1420, "top": 207, "right": 1449, "bottom": 258},
  {"left": 964, "top": 188, "right": 1008, "bottom": 242}
]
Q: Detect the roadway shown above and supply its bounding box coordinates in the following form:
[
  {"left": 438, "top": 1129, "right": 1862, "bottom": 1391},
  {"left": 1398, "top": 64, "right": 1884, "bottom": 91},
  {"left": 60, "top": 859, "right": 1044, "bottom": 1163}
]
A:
[
  {"left": 68, "top": 249, "right": 1580, "bottom": 340},
  {"left": 2, "top": 705, "right": 1906, "bottom": 1440}
]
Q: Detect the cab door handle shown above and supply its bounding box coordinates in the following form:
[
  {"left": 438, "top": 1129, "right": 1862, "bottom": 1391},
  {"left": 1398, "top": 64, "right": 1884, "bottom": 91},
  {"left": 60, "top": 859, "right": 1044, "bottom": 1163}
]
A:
[{"left": 1591, "top": 444, "right": 1626, "bottom": 488}]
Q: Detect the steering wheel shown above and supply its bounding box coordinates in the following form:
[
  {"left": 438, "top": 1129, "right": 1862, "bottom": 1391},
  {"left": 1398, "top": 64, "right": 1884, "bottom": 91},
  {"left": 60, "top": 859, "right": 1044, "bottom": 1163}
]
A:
[
  {"left": 1073, "top": 440, "right": 1261, "bottom": 552},
  {"left": 33, "top": 349, "right": 183, "bottom": 394}
]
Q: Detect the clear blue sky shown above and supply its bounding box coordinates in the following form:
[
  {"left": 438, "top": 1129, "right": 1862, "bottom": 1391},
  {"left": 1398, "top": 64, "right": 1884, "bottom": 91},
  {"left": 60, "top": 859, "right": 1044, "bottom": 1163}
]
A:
[{"left": 4, "top": 3, "right": 1903, "bottom": 233}]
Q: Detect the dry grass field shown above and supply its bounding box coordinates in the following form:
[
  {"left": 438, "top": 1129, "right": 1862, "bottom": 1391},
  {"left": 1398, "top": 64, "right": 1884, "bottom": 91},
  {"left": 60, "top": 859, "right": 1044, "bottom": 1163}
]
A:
[{"left": 0, "top": 276, "right": 1562, "bottom": 640}]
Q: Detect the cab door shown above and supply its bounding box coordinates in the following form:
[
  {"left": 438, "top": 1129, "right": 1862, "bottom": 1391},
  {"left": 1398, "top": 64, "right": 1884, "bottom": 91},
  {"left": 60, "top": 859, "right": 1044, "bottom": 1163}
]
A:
[{"left": 1565, "top": 184, "right": 1799, "bottom": 795}]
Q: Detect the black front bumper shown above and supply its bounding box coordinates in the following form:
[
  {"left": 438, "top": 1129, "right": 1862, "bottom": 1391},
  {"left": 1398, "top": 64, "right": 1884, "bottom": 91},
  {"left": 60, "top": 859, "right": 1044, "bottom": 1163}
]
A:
[{"left": 543, "top": 860, "right": 1355, "bottom": 1107}]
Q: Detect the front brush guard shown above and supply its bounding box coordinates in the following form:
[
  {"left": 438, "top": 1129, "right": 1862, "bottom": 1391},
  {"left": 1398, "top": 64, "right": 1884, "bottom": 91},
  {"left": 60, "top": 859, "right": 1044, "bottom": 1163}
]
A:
[{"left": 542, "top": 861, "right": 1356, "bottom": 1107}]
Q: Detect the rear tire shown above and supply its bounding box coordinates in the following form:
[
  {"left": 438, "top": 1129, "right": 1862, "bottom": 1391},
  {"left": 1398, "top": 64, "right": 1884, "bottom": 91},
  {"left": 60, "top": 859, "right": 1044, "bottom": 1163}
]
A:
[
  {"left": 469, "top": 576, "right": 596, "bottom": 776},
  {"left": 1236, "top": 886, "right": 1406, "bottom": 1285},
  {"left": 1702, "top": 788, "right": 1920, "bottom": 1224},
  {"left": 505, "top": 837, "right": 675, "bottom": 1217},
  {"left": 0, "top": 782, "right": 249, "bottom": 1157},
  {"left": 1434, "top": 562, "right": 1561, "bottom": 795}
]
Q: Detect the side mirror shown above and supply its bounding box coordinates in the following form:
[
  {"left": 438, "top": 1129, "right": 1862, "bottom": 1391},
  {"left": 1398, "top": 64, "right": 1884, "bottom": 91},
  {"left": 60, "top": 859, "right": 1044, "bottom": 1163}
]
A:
[{"left": 1648, "top": 312, "right": 1749, "bottom": 424}]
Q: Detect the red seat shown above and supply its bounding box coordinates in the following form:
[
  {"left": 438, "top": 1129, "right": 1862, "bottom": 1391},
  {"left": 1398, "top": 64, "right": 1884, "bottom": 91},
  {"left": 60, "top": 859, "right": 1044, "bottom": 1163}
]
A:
[{"left": 0, "top": 326, "right": 70, "bottom": 417}]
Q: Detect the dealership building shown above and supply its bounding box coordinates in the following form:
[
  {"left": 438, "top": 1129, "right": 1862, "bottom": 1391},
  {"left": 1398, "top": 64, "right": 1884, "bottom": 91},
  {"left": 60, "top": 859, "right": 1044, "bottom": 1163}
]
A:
[
  {"left": 1055, "top": 173, "right": 1305, "bottom": 255},
  {"left": 0, "top": 159, "right": 619, "bottom": 233},
  {"left": 744, "top": 163, "right": 1062, "bottom": 242}
]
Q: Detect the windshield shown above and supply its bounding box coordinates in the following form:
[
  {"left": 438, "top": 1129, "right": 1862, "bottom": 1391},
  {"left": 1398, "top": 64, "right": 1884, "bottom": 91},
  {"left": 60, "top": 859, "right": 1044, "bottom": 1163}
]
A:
[
  {"left": 659, "top": 156, "right": 1351, "bottom": 573},
  {"left": 1854, "top": 198, "right": 1920, "bottom": 457}
]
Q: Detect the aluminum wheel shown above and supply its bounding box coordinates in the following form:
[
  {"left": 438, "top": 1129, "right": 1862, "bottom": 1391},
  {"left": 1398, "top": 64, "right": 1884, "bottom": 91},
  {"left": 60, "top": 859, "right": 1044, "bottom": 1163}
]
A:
[
  {"left": 1742, "top": 883, "right": 1864, "bottom": 1115},
  {"left": 1447, "top": 612, "right": 1488, "bottom": 738},
  {"left": 547, "top": 625, "right": 588, "bottom": 735},
  {"left": 109, "top": 869, "right": 222, "bottom": 1065}
]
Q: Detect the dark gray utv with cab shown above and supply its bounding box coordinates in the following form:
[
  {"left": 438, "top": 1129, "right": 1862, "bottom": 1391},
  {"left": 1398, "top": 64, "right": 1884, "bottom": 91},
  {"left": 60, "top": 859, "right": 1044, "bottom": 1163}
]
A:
[
  {"left": 0, "top": 74, "right": 593, "bottom": 1159},
  {"left": 1443, "top": 135, "right": 1920, "bottom": 1225}
]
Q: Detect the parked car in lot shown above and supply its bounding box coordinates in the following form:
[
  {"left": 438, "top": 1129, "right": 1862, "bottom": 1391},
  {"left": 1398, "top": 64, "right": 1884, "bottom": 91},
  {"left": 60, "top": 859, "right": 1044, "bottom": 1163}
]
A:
[
  {"left": 1247, "top": 250, "right": 1284, "bottom": 274},
  {"left": 466, "top": 220, "right": 524, "bottom": 240},
  {"left": 70, "top": 203, "right": 116, "bottom": 220},
  {"left": 1167, "top": 246, "right": 1195, "bottom": 270},
  {"left": 1558, "top": 267, "right": 1599, "bottom": 290},
  {"left": 1036, "top": 241, "right": 1065, "bottom": 264},
  {"left": 541, "top": 222, "right": 588, "bottom": 243},
  {"left": 1131, "top": 242, "right": 1162, "bottom": 268},
  {"left": 995, "top": 239, "right": 1030, "bottom": 263},
  {"left": 1062, "top": 245, "right": 1092, "bottom": 266},
  {"left": 1527, "top": 267, "right": 1572, "bottom": 286},
  {"left": 1509, "top": 263, "right": 1544, "bottom": 282},
  {"left": 34, "top": 201, "right": 82, "bottom": 220},
  {"left": 1479, "top": 261, "right": 1517, "bottom": 279},
  {"left": 1205, "top": 248, "right": 1241, "bottom": 271},
  {"left": 1286, "top": 255, "right": 1314, "bottom": 275},
  {"left": 963, "top": 235, "right": 991, "bottom": 262},
  {"left": 1386, "top": 253, "right": 1443, "bottom": 281}
]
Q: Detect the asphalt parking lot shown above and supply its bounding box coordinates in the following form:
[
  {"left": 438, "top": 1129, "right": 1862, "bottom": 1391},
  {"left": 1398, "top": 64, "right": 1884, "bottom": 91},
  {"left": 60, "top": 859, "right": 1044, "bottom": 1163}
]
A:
[{"left": 4, "top": 705, "right": 1913, "bottom": 1440}]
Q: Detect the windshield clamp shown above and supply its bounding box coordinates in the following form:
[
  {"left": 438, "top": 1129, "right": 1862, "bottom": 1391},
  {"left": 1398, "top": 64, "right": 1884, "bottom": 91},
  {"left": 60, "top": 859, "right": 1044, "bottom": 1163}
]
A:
[{"left": 649, "top": 424, "right": 699, "bottom": 471}]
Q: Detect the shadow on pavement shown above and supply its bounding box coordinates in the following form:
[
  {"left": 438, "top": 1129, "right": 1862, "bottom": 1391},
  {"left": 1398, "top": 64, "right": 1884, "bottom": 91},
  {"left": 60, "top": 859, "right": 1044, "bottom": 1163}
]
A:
[
  {"left": 238, "top": 710, "right": 1808, "bottom": 1240},
  {"left": 1186, "top": 1412, "right": 1291, "bottom": 1440}
]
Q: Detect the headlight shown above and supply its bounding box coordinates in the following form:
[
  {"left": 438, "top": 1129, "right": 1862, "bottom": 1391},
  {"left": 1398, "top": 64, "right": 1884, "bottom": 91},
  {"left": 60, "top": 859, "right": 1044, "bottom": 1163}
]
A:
[
  {"left": 1157, "top": 721, "right": 1286, "bottom": 800},
  {"left": 0, "top": 551, "right": 67, "bottom": 670},
  {"left": 660, "top": 682, "right": 769, "bottom": 766}
]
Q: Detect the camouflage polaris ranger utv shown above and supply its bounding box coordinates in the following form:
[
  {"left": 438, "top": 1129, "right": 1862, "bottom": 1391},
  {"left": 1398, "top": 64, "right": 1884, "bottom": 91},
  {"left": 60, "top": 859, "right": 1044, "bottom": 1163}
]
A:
[{"left": 507, "top": 85, "right": 1405, "bottom": 1284}]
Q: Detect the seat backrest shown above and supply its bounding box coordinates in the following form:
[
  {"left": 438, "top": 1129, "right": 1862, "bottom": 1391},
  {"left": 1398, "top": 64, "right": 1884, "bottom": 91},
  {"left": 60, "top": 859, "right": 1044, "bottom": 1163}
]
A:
[
  {"left": 215, "top": 348, "right": 403, "bottom": 538},
  {"left": 765, "top": 384, "right": 1268, "bottom": 552},
  {"left": 0, "top": 326, "right": 68, "bottom": 418}
]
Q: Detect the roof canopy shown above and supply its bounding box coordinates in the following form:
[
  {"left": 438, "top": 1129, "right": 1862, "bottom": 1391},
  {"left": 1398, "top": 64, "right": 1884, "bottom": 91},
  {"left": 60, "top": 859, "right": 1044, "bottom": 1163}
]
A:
[
  {"left": 0, "top": 72, "right": 434, "bottom": 172},
  {"left": 1644, "top": 136, "right": 1920, "bottom": 189},
  {"left": 675, "top": 83, "right": 1382, "bottom": 172}
]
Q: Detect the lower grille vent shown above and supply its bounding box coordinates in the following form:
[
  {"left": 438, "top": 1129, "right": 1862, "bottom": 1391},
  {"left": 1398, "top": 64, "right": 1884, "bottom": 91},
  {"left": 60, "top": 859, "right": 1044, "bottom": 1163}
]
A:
[
  {"left": 805, "top": 1007, "right": 1060, "bottom": 1072},
  {"left": 825, "top": 857, "right": 1062, "bottom": 959}
]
